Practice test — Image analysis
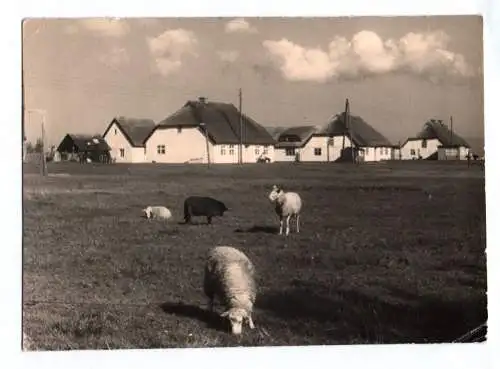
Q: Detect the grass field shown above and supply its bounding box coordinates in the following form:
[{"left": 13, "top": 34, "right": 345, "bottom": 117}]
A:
[{"left": 22, "top": 160, "right": 487, "bottom": 350}]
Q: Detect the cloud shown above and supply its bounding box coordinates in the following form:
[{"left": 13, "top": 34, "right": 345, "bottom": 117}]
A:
[
  {"left": 99, "top": 46, "right": 130, "bottom": 69},
  {"left": 225, "top": 18, "right": 258, "bottom": 34},
  {"left": 146, "top": 28, "right": 198, "bottom": 76},
  {"left": 263, "top": 30, "right": 475, "bottom": 82},
  {"left": 217, "top": 50, "right": 240, "bottom": 63},
  {"left": 65, "top": 18, "right": 130, "bottom": 37}
]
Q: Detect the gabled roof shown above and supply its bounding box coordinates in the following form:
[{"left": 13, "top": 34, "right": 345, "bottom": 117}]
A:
[
  {"left": 316, "top": 113, "right": 394, "bottom": 147},
  {"left": 265, "top": 126, "right": 288, "bottom": 140},
  {"left": 103, "top": 116, "right": 156, "bottom": 148},
  {"left": 411, "top": 119, "right": 470, "bottom": 148},
  {"left": 57, "top": 134, "right": 111, "bottom": 153},
  {"left": 275, "top": 125, "right": 319, "bottom": 149},
  {"left": 147, "top": 100, "right": 276, "bottom": 145}
]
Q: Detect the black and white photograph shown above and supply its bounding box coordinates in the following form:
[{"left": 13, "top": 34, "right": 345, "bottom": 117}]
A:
[{"left": 21, "top": 13, "right": 488, "bottom": 352}]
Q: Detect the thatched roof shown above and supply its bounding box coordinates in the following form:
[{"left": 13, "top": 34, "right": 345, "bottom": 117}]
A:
[
  {"left": 103, "top": 117, "right": 156, "bottom": 148},
  {"left": 317, "top": 113, "right": 394, "bottom": 147},
  {"left": 264, "top": 126, "right": 288, "bottom": 140},
  {"left": 411, "top": 119, "right": 470, "bottom": 148},
  {"left": 57, "top": 134, "right": 111, "bottom": 153},
  {"left": 149, "top": 99, "right": 275, "bottom": 145},
  {"left": 275, "top": 126, "right": 319, "bottom": 148}
]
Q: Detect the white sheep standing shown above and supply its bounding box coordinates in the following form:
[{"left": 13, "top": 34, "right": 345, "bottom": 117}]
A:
[
  {"left": 203, "top": 246, "right": 257, "bottom": 335},
  {"left": 268, "top": 184, "right": 302, "bottom": 236},
  {"left": 142, "top": 206, "right": 173, "bottom": 222}
]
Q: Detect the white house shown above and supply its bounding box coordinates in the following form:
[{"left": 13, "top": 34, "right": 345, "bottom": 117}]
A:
[
  {"left": 274, "top": 113, "right": 394, "bottom": 163},
  {"left": 400, "top": 119, "right": 471, "bottom": 160},
  {"left": 102, "top": 117, "right": 156, "bottom": 163},
  {"left": 144, "top": 97, "right": 276, "bottom": 164},
  {"left": 274, "top": 126, "right": 320, "bottom": 162}
]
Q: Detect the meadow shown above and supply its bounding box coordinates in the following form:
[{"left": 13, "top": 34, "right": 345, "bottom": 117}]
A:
[{"left": 22, "top": 160, "right": 487, "bottom": 350}]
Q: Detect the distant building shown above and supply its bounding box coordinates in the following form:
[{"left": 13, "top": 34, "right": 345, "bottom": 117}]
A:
[
  {"left": 274, "top": 126, "right": 319, "bottom": 162},
  {"left": 400, "top": 119, "right": 470, "bottom": 160},
  {"left": 273, "top": 113, "right": 394, "bottom": 163},
  {"left": 102, "top": 117, "right": 156, "bottom": 163},
  {"left": 144, "top": 97, "right": 276, "bottom": 164},
  {"left": 56, "top": 134, "right": 111, "bottom": 163}
]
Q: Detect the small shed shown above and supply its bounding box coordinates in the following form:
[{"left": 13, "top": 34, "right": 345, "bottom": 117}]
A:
[
  {"left": 437, "top": 145, "right": 470, "bottom": 161},
  {"left": 56, "top": 134, "right": 112, "bottom": 163}
]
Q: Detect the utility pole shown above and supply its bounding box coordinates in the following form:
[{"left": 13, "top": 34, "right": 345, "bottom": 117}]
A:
[
  {"left": 344, "top": 98, "right": 355, "bottom": 164},
  {"left": 41, "top": 118, "right": 47, "bottom": 176},
  {"left": 28, "top": 109, "right": 48, "bottom": 176},
  {"left": 239, "top": 88, "right": 243, "bottom": 164}
]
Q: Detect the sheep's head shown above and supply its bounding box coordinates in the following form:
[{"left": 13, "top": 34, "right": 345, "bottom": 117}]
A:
[
  {"left": 268, "top": 185, "right": 283, "bottom": 202},
  {"left": 221, "top": 307, "right": 249, "bottom": 335},
  {"left": 142, "top": 206, "right": 152, "bottom": 219}
]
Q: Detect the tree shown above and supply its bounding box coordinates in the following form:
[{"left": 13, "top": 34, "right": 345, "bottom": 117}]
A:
[
  {"left": 34, "top": 138, "right": 44, "bottom": 153},
  {"left": 25, "top": 141, "right": 34, "bottom": 153}
]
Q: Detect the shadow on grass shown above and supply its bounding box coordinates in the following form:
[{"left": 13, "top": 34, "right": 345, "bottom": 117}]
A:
[
  {"left": 234, "top": 225, "right": 279, "bottom": 234},
  {"left": 257, "top": 281, "right": 487, "bottom": 344},
  {"left": 159, "top": 302, "right": 228, "bottom": 333}
]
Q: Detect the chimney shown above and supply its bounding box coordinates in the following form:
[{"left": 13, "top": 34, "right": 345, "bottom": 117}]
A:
[{"left": 198, "top": 96, "right": 207, "bottom": 104}]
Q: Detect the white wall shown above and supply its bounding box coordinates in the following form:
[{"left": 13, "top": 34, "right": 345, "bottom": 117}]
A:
[
  {"left": 274, "top": 135, "right": 355, "bottom": 162},
  {"left": 437, "top": 146, "right": 469, "bottom": 160},
  {"left": 146, "top": 127, "right": 211, "bottom": 163},
  {"left": 145, "top": 126, "right": 275, "bottom": 164},
  {"left": 103, "top": 122, "right": 147, "bottom": 163},
  {"left": 400, "top": 138, "right": 441, "bottom": 160},
  {"left": 360, "top": 146, "right": 393, "bottom": 162},
  {"left": 275, "top": 147, "right": 299, "bottom": 162}
]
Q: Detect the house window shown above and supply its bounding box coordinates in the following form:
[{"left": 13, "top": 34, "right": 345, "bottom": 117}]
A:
[
  {"left": 410, "top": 149, "right": 416, "bottom": 156},
  {"left": 144, "top": 148, "right": 147, "bottom": 155},
  {"left": 157, "top": 145, "right": 166, "bottom": 154},
  {"left": 422, "top": 139, "right": 427, "bottom": 148},
  {"left": 379, "top": 147, "right": 383, "bottom": 155},
  {"left": 285, "top": 148, "right": 296, "bottom": 156},
  {"left": 328, "top": 138, "right": 334, "bottom": 146},
  {"left": 385, "top": 148, "right": 389, "bottom": 155},
  {"left": 366, "top": 148, "right": 370, "bottom": 155},
  {"left": 220, "top": 145, "right": 226, "bottom": 155},
  {"left": 114, "top": 128, "right": 117, "bottom": 135},
  {"left": 263, "top": 146, "right": 269, "bottom": 155},
  {"left": 255, "top": 147, "right": 260, "bottom": 155},
  {"left": 120, "top": 148, "right": 125, "bottom": 157},
  {"left": 229, "top": 145, "right": 235, "bottom": 155},
  {"left": 314, "top": 148, "right": 322, "bottom": 156},
  {"left": 177, "top": 126, "right": 182, "bottom": 134}
]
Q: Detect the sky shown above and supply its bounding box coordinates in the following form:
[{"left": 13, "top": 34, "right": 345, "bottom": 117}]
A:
[{"left": 22, "top": 16, "right": 484, "bottom": 147}]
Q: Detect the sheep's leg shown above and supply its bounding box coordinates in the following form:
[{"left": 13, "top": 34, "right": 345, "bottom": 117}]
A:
[
  {"left": 247, "top": 315, "right": 255, "bottom": 329},
  {"left": 285, "top": 215, "right": 291, "bottom": 236},
  {"left": 296, "top": 214, "right": 300, "bottom": 233},
  {"left": 278, "top": 217, "right": 283, "bottom": 235}
]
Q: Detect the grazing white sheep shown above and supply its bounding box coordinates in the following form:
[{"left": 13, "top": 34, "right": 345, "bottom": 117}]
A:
[
  {"left": 203, "top": 246, "right": 257, "bottom": 335},
  {"left": 142, "top": 206, "right": 173, "bottom": 221},
  {"left": 268, "top": 184, "right": 302, "bottom": 236}
]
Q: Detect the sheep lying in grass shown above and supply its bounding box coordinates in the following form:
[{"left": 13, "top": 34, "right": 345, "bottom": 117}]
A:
[
  {"left": 142, "top": 206, "right": 173, "bottom": 221},
  {"left": 268, "top": 184, "right": 302, "bottom": 236},
  {"left": 203, "top": 246, "right": 257, "bottom": 335}
]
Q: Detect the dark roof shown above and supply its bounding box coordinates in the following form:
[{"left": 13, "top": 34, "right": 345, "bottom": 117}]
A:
[
  {"left": 57, "top": 134, "right": 111, "bottom": 153},
  {"left": 317, "top": 113, "right": 394, "bottom": 147},
  {"left": 412, "top": 119, "right": 470, "bottom": 147},
  {"left": 265, "top": 126, "right": 288, "bottom": 140},
  {"left": 103, "top": 117, "right": 156, "bottom": 148},
  {"left": 150, "top": 100, "right": 275, "bottom": 145},
  {"left": 275, "top": 126, "right": 319, "bottom": 148}
]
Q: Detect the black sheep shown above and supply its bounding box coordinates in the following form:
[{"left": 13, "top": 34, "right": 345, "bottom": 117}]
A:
[{"left": 183, "top": 196, "right": 229, "bottom": 224}]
